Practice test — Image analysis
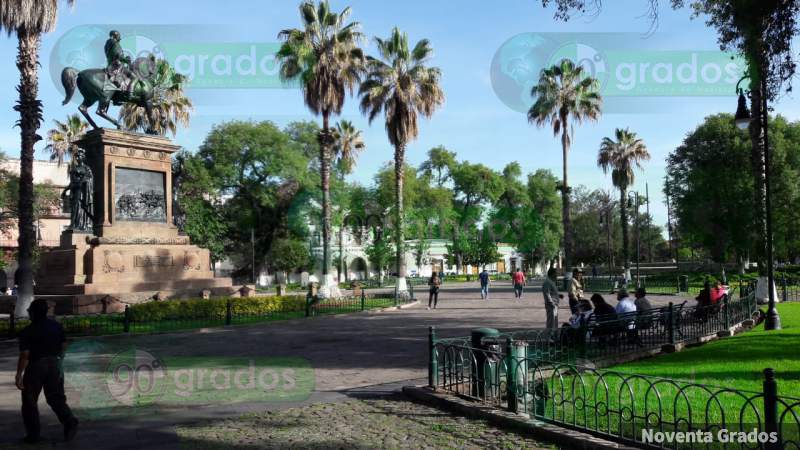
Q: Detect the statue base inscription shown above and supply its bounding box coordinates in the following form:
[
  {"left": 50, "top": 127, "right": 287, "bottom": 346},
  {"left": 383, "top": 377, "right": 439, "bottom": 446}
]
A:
[{"left": 36, "top": 129, "right": 234, "bottom": 312}]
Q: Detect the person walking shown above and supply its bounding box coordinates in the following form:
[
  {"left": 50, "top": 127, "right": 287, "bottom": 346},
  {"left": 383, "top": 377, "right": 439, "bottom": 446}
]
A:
[
  {"left": 479, "top": 268, "right": 490, "bottom": 299},
  {"left": 542, "top": 268, "right": 562, "bottom": 331},
  {"left": 512, "top": 268, "right": 526, "bottom": 298},
  {"left": 16, "top": 299, "right": 79, "bottom": 444},
  {"left": 428, "top": 271, "right": 441, "bottom": 309},
  {"left": 568, "top": 268, "right": 585, "bottom": 314}
]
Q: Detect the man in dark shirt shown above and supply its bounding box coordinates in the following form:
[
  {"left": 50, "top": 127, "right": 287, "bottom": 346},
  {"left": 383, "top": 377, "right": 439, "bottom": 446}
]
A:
[
  {"left": 15, "top": 299, "right": 78, "bottom": 443},
  {"left": 478, "top": 269, "right": 490, "bottom": 299}
]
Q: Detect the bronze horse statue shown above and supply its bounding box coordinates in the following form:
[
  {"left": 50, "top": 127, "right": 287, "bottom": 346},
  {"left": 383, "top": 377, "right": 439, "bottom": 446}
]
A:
[{"left": 61, "top": 57, "right": 158, "bottom": 134}]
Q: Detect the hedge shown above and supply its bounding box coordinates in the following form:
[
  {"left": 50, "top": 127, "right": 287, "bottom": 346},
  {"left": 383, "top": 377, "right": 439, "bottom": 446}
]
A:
[{"left": 127, "top": 295, "right": 306, "bottom": 322}]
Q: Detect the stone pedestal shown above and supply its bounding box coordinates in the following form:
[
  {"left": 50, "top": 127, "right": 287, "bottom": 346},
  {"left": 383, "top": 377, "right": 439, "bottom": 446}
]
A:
[{"left": 36, "top": 129, "right": 233, "bottom": 312}]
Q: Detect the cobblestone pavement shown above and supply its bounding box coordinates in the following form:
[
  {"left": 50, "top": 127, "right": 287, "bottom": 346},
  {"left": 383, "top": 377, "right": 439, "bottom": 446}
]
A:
[
  {"left": 0, "top": 281, "right": 688, "bottom": 449},
  {"left": 175, "top": 393, "right": 554, "bottom": 450}
]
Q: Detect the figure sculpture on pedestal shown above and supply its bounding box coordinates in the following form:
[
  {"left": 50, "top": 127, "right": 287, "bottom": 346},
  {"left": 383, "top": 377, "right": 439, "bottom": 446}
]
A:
[{"left": 62, "top": 149, "right": 94, "bottom": 232}]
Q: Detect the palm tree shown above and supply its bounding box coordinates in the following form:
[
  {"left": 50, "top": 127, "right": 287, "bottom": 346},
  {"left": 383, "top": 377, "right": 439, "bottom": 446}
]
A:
[
  {"left": 597, "top": 127, "right": 650, "bottom": 280},
  {"left": 120, "top": 59, "right": 192, "bottom": 136},
  {"left": 44, "top": 114, "right": 87, "bottom": 167},
  {"left": 332, "top": 119, "right": 365, "bottom": 282},
  {"left": 359, "top": 27, "right": 444, "bottom": 294},
  {"left": 332, "top": 119, "right": 365, "bottom": 176},
  {"left": 1, "top": 0, "right": 74, "bottom": 318},
  {"left": 277, "top": 0, "right": 364, "bottom": 296},
  {"left": 528, "top": 58, "right": 601, "bottom": 277}
]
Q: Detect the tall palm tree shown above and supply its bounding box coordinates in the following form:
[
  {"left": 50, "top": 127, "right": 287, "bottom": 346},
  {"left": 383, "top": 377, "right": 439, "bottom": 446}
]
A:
[
  {"left": 359, "top": 27, "right": 444, "bottom": 294},
  {"left": 332, "top": 119, "right": 365, "bottom": 282},
  {"left": 597, "top": 127, "right": 650, "bottom": 280},
  {"left": 1, "top": 0, "right": 74, "bottom": 318},
  {"left": 528, "top": 58, "right": 601, "bottom": 276},
  {"left": 277, "top": 0, "right": 364, "bottom": 296},
  {"left": 120, "top": 59, "right": 192, "bottom": 136},
  {"left": 44, "top": 114, "right": 87, "bottom": 167}
]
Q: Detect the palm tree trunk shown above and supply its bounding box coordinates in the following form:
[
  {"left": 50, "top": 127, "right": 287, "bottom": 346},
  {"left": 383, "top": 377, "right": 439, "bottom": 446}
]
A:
[
  {"left": 14, "top": 30, "right": 43, "bottom": 319},
  {"left": 319, "top": 114, "right": 333, "bottom": 282},
  {"left": 620, "top": 187, "right": 630, "bottom": 276},
  {"left": 560, "top": 127, "right": 572, "bottom": 275},
  {"left": 394, "top": 143, "right": 407, "bottom": 292}
]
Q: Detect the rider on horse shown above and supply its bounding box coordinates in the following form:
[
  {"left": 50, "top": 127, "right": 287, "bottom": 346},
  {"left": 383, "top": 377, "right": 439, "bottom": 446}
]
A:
[{"left": 104, "top": 30, "right": 135, "bottom": 97}]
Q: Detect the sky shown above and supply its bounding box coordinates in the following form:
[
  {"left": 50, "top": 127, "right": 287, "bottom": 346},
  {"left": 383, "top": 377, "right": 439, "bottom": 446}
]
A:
[{"left": 1, "top": 0, "right": 799, "bottom": 236}]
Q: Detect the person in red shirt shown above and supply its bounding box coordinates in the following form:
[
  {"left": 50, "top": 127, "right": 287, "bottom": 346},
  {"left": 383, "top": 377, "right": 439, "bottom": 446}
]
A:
[
  {"left": 512, "top": 268, "right": 526, "bottom": 298},
  {"left": 710, "top": 280, "right": 726, "bottom": 305}
]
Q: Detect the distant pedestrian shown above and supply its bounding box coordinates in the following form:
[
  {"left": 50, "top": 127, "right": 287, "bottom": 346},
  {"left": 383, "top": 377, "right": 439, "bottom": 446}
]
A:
[
  {"left": 479, "top": 269, "right": 490, "bottom": 299},
  {"left": 512, "top": 268, "right": 526, "bottom": 298},
  {"left": 428, "top": 271, "right": 441, "bottom": 309},
  {"left": 541, "top": 268, "right": 562, "bottom": 331},
  {"left": 16, "top": 299, "right": 79, "bottom": 444},
  {"left": 591, "top": 264, "right": 598, "bottom": 278},
  {"left": 568, "top": 268, "right": 585, "bottom": 314}
]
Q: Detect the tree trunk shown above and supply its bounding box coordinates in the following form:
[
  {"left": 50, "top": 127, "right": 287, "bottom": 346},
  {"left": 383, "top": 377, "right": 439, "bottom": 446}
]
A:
[
  {"left": 14, "top": 30, "right": 43, "bottom": 319},
  {"left": 560, "top": 127, "right": 572, "bottom": 275},
  {"left": 619, "top": 187, "right": 630, "bottom": 276},
  {"left": 394, "top": 143, "right": 407, "bottom": 289},
  {"left": 318, "top": 114, "right": 333, "bottom": 280}
]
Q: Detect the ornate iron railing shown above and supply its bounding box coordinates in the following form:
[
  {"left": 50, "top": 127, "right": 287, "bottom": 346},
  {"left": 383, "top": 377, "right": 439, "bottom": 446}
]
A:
[{"left": 428, "top": 292, "right": 779, "bottom": 448}]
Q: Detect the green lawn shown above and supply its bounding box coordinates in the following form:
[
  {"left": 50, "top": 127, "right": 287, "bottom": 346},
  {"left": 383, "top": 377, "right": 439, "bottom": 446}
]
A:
[{"left": 612, "top": 302, "right": 800, "bottom": 397}]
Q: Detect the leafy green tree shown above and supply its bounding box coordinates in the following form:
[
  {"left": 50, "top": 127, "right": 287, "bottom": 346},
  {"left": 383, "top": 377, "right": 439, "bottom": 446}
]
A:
[
  {"left": 119, "top": 58, "right": 192, "bottom": 136},
  {"left": 44, "top": 114, "right": 88, "bottom": 167},
  {"left": 2, "top": 0, "right": 75, "bottom": 317},
  {"left": 277, "top": 0, "right": 365, "bottom": 288},
  {"left": 365, "top": 229, "right": 393, "bottom": 282},
  {"left": 463, "top": 232, "right": 501, "bottom": 271},
  {"left": 269, "top": 238, "right": 311, "bottom": 284},
  {"left": 419, "top": 145, "right": 456, "bottom": 187},
  {"left": 411, "top": 238, "right": 431, "bottom": 269},
  {"left": 524, "top": 169, "right": 563, "bottom": 270},
  {"left": 665, "top": 113, "right": 755, "bottom": 264},
  {"left": 597, "top": 127, "right": 650, "bottom": 278},
  {"left": 332, "top": 120, "right": 365, "bottom": 176},
  {"left": 528, "top": 58, "right": 602, "bottom": 276},
  {"left": 359, "top": 26, "right": 445, "bottom": 292},
  {"left": 177, "top": 120, "right": 314, "bottom": 279}
]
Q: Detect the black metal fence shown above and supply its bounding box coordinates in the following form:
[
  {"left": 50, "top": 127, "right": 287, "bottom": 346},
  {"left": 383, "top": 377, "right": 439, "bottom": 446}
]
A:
[
  {"left": 1, "top": 288, "right": 417, "bottom": 339},
  {"left": 428, "top": 291, "right": 782, "bottom": 448}
]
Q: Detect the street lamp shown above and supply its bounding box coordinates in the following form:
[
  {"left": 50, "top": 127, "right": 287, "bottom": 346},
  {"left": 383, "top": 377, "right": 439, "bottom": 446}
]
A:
[
  {"left": 735, "top": 74, "right": 780, "bottom": 330},
  {"left": 628, "top": 191, "right": 641, "bottom": 287}
]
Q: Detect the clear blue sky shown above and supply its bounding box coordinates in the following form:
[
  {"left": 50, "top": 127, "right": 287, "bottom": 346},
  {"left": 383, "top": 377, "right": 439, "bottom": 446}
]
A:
[{"left": 1, "top": 0, "right": 798, "bottom": 233}]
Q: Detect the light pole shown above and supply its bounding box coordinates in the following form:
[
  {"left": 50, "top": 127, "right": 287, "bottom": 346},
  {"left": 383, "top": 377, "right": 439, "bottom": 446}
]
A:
[
  {"left": 628, "top": 191, "right": 641, "bottom": 287},
  {"left": 598, "top": 203, "right": 613, "bottom": 274},
  {"left": 735, "top": 74, "right": 780, "bottom": 330}
]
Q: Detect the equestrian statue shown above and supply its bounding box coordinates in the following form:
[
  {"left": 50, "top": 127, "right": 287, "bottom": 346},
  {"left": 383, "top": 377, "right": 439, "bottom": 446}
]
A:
[{"left": 61, "top": 30, "right": 159, "bottom": 134}]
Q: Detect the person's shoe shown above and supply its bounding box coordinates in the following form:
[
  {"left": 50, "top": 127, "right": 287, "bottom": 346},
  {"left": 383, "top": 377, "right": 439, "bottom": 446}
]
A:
[
  {"left": 64, "top": 417, "right": 79, "bottom": 442},
  {"left": 427, "top": 306, "right": 431, "bottom": 310},
  {"left": 22, "top": 435, "right": 41, "bottom": 445}
]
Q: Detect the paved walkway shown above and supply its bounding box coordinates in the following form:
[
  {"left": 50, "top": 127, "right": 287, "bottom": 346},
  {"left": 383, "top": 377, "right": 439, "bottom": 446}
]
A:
[{"left": 0, "top": 281, "right": 688, "bottom": 449}]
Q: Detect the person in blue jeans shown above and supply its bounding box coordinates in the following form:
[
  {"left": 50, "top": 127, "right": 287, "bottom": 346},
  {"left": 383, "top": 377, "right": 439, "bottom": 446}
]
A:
[{"left": 479, "top": 269, "right": 490, "bottom": 299}]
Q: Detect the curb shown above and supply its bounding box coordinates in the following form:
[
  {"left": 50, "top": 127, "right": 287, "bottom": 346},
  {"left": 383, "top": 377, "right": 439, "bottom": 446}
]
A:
[{"left": 402, "top": 386, "right": 639, "bottom": 450}]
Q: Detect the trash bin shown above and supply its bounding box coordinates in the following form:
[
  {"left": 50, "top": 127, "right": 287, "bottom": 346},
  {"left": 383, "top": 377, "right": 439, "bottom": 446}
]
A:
[
  {"left": 471, "top": 328, "right": 500, "bottom": 399},
  {"left": 679, "top": 275, "right": 689, "bottom": 293}
]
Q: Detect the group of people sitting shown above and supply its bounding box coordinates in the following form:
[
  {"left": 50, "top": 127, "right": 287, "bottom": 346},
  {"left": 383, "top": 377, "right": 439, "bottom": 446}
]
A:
[{"left": 566, "top": 287, "right": 653, "bottom": 331}]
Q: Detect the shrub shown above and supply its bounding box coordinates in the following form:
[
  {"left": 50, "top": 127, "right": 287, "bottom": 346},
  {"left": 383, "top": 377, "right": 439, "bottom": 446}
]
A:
[{"left": 127, "top": 296, "right": 306, "bottom": 321}]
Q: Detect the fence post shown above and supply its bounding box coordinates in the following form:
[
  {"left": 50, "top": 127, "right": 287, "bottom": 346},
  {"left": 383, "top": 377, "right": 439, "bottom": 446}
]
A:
[
  {"left": 409, "top": 283, "right": 415, "bottom": 301},
  {"left": 723, "top": 294, "right": 730, "bottom": 330},
  {"left": 667, "top": 302, "right": 675, "bottom": 345},
  {"left": 360, "top": 288, "right": 366, "bottom": 311},
  {"left": 225, "top": 299, "right": 232, "bottom": 326},
  {"left": 394, "top": 285, "right": 398, "bottom": 307},
  {"left": 9, "top": 313, "right": 15, "bottom": 338},
  {"left": 428, "top": 326, "right": 438, "bottom": 389},
  {"left": 782, "top": 275, "right": 788, "bottom": 304},
  {"left": 763, "top": 368, "right": 780, "bottom": 450},
  {"left": 505, "top": 337, "right": 520, "bottom": 413},
  {"left": 305, "top": 292, "right": 312, "bottom": 317},
  {"left": 123, "top": 305, "right": 130, "bottom": 333}
]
